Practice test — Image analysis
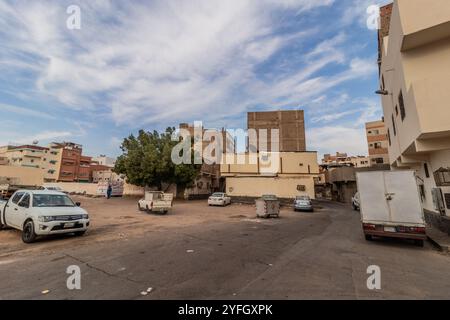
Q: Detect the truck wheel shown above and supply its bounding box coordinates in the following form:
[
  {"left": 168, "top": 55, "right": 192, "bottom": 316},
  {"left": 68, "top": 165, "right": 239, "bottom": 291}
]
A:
[
  {"left": 414, "top": 240, "right": 424, "bottom": 247},
  {"left": 22, "top": 221, "right": 37, "bottom": 244},
  {"left": 138, "top": 204, "right": 144, "bottom": 211},
  {"left": 75, "top": 231, "right": 86, "bottom": 237},
  {"left": 365, "top": 234, "right": 373, "bottom": 241}
]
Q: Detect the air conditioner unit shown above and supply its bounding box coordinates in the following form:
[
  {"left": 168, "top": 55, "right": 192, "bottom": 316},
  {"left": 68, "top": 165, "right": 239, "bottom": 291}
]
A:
[{"left": 432, "top": 187, "right": 450, "bottom": 216}]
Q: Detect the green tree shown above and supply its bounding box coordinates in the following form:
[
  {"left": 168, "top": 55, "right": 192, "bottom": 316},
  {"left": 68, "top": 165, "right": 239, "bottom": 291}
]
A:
[{"left": 114, "top": 127, "right": 201, "bottom": 190}]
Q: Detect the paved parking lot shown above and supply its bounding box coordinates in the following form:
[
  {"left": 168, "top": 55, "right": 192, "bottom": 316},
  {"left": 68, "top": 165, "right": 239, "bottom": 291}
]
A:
[{"left": 1, "top": 197, "right": 450, "bottom": 300}]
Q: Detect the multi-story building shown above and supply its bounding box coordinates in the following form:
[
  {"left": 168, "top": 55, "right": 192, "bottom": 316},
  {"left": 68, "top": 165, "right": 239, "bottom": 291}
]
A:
[
  {"left": 247, "top": 110, "right": 306, "bottom": 152},
  {"left": 377, "top": 0, "right": 450, "bottom": 229},
  {"left": 92, "top": 155, "right": 116, "bottom": 168},
  {"left": 365, "top": 119, "right": 390, "bottom": 166},
  {"left": 322, "top": 152, "right": 370, "bottom": 168},
  {"left": 48, "top": 142, "right": 93, "bottom": 183},
  {"left": 0, "top": 144, "right": 48, "bottom": 169}
]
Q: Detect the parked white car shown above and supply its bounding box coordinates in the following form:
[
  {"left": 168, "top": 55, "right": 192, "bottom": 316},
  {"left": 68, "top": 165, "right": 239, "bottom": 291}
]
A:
[
  {"left": 208, "top": 193, "right": 231, "bottom": 207},
  {"left": 0, "top": 190, "right": 90, "bottom": 243}
]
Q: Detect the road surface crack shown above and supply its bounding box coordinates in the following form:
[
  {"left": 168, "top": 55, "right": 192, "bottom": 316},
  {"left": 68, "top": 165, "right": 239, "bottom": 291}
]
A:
[{"left": 63, "top": 253, "right": 143, "bottom": 285}]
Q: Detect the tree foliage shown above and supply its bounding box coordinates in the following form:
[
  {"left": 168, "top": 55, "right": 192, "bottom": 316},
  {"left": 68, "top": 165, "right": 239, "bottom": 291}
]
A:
[{"left": 114, "top": 128, "right": 201, "bottom": 190}]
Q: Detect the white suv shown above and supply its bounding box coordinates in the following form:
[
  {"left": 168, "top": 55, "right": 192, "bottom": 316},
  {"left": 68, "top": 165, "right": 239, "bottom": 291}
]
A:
[{"left": 0, "top": 190, "right": 90, "bottom": 243}]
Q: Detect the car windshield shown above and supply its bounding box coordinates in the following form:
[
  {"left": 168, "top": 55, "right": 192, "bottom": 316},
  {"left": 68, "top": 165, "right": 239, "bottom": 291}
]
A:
[
  {"left": 33, "top": 194, "right": 76, "bottom": 207},
  {"left": 212, "top": 193, "right": 224, "bottom": 197},
  {"left": 296, "top": 196, "right": 310, "bottom": 201}
]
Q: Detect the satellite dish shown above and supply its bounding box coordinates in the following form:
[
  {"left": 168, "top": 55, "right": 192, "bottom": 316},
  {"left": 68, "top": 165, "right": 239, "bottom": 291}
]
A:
[{"left": 32, "top": 140, "right": 39, "bottom": 145}]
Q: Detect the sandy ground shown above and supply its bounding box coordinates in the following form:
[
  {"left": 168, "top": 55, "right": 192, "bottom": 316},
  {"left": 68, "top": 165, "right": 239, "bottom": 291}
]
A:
[{"left": 1, "top": 197, "right": 450, "bottom": 300}]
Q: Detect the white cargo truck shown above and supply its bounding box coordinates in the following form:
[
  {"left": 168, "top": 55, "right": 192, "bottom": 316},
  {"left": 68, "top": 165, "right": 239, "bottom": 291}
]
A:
[{"left": 356, "top": 170, "right": 427, "bottom": 247}]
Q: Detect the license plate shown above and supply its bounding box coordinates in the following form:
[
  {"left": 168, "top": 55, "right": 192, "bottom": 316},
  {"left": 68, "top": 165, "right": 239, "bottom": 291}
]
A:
[
  {"left": 384, "top": 227, "right": 396, "bottom": 233},
  {"left": 64, "top": 223, "right": 75, "bottom": 228}
]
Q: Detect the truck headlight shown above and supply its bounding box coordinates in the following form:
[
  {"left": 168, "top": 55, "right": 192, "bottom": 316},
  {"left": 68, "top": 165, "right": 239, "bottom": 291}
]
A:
[
  {"left": 82, "top": 214, "right": 89, "bottom": 220},
  {"left": 38, "top": 216, "right": 56, "bottom": 222}
]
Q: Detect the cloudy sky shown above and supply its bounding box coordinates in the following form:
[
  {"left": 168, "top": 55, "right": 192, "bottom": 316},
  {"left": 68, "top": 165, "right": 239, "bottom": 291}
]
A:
[{"left": 0, "top": 0, "right": 389, "bottom": 158}]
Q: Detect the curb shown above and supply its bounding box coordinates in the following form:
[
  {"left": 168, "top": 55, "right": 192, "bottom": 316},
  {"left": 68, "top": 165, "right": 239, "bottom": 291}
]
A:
[{"left": 427, "top": 235, "right": 450, "bottom": 253}]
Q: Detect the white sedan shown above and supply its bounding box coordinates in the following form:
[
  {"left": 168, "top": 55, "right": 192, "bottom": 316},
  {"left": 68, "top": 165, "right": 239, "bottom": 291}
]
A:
[{"left": 208, "top": 193, "right": 231, "bottom": 207}]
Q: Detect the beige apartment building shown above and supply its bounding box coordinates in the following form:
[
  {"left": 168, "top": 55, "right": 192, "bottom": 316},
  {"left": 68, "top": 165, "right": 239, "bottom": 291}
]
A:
[
  {"left": 378, "top": 0, "right": 450, "bottom": 226},
  {"left": 221, "top": 152, "right": 319, "bottom": 199},
  {"left": 0, "top": 144, "right": 60, "bottom": 182},
  {"left": 365, "top": 119, "right": 390, "bottom": 166}
]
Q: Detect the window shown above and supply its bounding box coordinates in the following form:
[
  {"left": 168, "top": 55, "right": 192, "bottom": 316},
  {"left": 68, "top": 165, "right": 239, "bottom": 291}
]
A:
[
  {"left": 392, "top": 115, "right": 396, "bottom": 136},
  {"left": 434, "top": 168, "right": 450, "bottom": 187},
  {"left": 374, "top": 142, "right": 382, "bottom": 149},
  {"left": 382, "top": 75, "right": 385, "bottom": 90},
  {"left": 18, "top": 194, "right": 30, "bottom": 208},
  {"left": 424, "top": 163, "right": 430, "bottom": 178},
  {"left": 388, "top": 129, "right": 391, "bottom": 146},
  {"left": 399, "top": 91, "right": 406, "bottom": 121},
  {"left": 375, "top": 158, "right": 384, "bottom": 164},
  {"left": 11, "top": 192, "right": 24, "bottom": 204},
  {"left": 395, "top": 105, "right": 399, "bottom": 116}
]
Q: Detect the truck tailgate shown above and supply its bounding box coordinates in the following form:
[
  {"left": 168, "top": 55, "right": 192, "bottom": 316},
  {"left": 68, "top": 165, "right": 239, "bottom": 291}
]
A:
[{"left": 357, "top": 171, "right": 425, "bottom": 226}]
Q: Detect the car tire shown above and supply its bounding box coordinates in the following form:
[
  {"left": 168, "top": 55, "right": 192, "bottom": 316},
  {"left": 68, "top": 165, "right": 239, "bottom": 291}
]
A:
[
  {"left": 22, "top": 220, "right": 37, "bottom": 244},
  {"left": 414, "top": 239, "right": 424, "bottom": 247},
  {"left": 365, "top": 234, "right": 373, "bottom": 241}
]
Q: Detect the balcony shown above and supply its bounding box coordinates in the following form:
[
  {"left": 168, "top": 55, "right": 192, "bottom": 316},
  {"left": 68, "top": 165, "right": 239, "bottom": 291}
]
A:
[{"left": 399, "top": 0, "right": 450, "bottom": 51}]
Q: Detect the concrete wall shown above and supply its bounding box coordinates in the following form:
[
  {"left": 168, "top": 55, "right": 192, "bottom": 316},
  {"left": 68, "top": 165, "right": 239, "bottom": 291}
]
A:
[
  {"left": 225, "top": 176, "right": 315, "bottom": 199},
  {"left": 0, "top": 165, "right": 44, "bottom": 186}
]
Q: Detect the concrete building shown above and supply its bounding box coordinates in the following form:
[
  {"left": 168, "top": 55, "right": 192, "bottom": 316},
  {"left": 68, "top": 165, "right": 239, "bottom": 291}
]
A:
[
  {"left": 248, "top": 110, "right": 306, "bottom": 152},
  {"left": 322, "top": 153, "right": 370, "bottom": 168},
  {"left": 365, "top": 119, "right": 390, "bottom": 166},
  {"left": 378, "top": 0, "right": 450, "bottom": 231},
  {"left": 92, "top": 155, "right": 116, "bottom": 168},
  {"left": 49, "top": 142, "right": 92, "bottom": 183},
  {"left": 221, "top": 152, "right": 319, "bottom": 200}
]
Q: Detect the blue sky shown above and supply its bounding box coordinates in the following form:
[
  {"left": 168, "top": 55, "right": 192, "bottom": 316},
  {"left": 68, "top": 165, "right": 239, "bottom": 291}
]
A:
[{"left": 0, "top": 0, "right": 390, "bottom": 158}]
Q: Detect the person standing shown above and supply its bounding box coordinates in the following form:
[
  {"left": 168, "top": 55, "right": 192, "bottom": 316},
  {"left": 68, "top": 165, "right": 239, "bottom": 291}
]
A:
[{"left": 107, "top": 184, "right": 113, "bottom": 199}]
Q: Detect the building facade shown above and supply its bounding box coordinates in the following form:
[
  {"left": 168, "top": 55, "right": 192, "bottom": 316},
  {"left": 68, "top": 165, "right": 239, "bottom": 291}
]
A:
[
  {"left": 221, "top": 152, "right": 319, "bottom": 199},
  {"left": 322, "top": 152, "right": 370, "bottom": 168},
  {"left": 378, "top": 0, "right": 450, "bottom": 229},
  {"left": 247, "top": 110, "right": 306, "bottom": 152},
  {"left": 365, "top": 119, "right": 390, "bottom": 166}
]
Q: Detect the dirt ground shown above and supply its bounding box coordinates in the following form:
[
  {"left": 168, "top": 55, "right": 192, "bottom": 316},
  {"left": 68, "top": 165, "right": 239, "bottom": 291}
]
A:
[{"left": 0, "top": 196, "right": 291, "bottom": 258}]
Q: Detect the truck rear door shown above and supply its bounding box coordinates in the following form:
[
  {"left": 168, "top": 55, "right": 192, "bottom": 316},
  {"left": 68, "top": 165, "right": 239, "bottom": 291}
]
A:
[
  {"left": 384, "top": 171, "right": 424, "bottom": 225},
  {"left": 358, "top": 172, "right": 390, "bottom": 223}
]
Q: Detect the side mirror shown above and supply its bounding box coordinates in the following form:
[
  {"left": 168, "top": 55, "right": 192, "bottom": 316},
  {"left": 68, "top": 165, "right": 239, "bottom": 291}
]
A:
[{"left": 76, "top": 202, "right": 81, "bottom": 207}]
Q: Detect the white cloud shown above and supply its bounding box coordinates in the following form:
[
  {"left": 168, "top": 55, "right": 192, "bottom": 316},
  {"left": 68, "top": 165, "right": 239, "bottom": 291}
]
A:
[
  {"left": 308, "top": 125, "right": 368, "bottom": 159},
  {"left": 0, "top": 103, "right": 55, "bottom": 120},
  {"left": 0, "top": 0, "right": 375, "bottom": 129}
]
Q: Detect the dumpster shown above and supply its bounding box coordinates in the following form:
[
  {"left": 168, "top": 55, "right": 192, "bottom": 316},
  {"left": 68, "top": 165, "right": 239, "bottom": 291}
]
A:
[{"left": 256, "top": 195, "right": 280, "bottom": 219}]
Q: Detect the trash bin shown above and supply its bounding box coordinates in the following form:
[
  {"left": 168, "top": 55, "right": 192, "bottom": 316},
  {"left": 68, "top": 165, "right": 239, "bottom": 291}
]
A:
[{"left": 256, "top": 195, "right": 280, "bottom": 219}]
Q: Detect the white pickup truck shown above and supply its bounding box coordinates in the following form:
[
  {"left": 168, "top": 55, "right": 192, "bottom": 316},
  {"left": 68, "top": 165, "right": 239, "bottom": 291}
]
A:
[
  {"left": 0, "top": 190, "right": 90, "bottom": 243},
  {"left": 356, "top": 170, "right": 427, "bottom": 247},
  {"left": 138, "top": 191, "right": 174, "bottom": 215}
]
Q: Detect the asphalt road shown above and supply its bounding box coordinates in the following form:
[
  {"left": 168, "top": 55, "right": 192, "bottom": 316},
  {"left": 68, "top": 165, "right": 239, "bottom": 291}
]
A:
[{"left": 0, "top": 199, "right": 449, "bottom": 300}]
